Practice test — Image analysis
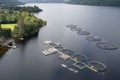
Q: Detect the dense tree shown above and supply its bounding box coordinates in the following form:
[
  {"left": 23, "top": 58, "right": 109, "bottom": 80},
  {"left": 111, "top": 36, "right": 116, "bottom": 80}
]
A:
[
  {"left": 14, "top": 12, "right": 47, "bottom": 38},
  {"left": 0, "top": 6, "right": 46, "bottom": 41},
  {"left": 1, "top": 28, "right": 12, "bottom": 38},
  {"left": 0, "top": 6, "right": 42, "bottom": 24},
  {"left": 3, "top": 6, "right": 42, "bottom": 13}
]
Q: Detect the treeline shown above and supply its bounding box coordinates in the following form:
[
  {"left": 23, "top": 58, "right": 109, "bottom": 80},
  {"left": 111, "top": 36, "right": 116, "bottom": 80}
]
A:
[
  {"left": 0, "top": 6, "right": 42, "bottom": 24},
  {"left": 3, "top": 6, "right": 42, "bottom": 13},
  {"left": 19, "top": 0, "right": 65, "bottom": 3},
  {"left": 0, "top": 0, "right": 22, "bottom": 6},
  {"left": 67, "top": 0, "right": 120, "bottom": 6},
  {"left": 0, "top": 27, "right": 12, "bottom": 39},
  {"left": 0, "top": 10, "right": 46, "bottom": 38},
  {"left": 0, "top": 10, "right": 19, "bottom": 24},
  {"left": 13, "top": 12, "right": 47, "bottom": 38}
]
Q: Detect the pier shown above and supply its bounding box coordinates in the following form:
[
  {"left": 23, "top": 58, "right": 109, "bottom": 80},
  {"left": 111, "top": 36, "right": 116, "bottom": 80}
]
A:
[
  {"left": 1, "top": 39, "right": 17, "bottom": 49},
  {"left": 1, "top": 39, "right": 14, "bottom": 46}
]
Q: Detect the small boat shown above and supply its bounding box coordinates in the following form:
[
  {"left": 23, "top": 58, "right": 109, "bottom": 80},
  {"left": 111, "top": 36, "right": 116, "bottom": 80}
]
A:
[
  {"left": 19, "top": 38, "right": 24, "bottom": 40},
  {"left": 61, "top": 64, "right": 67, "bottom": 68},
  {"left": 68, "top": 68, "right": 78, "bottom": 73},
  {"left": 42, "top": 50, "right": 50, "bottom": 55},
  {"left": 12, "top": 46, "right": 17, "bottom": 49}
]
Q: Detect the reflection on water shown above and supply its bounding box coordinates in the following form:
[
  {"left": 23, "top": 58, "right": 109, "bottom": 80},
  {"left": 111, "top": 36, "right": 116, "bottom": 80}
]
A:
[{"left": 0, "top": 47, "right": 9, "bottom": 57}]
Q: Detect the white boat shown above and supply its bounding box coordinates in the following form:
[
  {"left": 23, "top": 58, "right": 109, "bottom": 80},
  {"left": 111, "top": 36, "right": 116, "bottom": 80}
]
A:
[
  {"left": 68, "top": 68, "right": 78, "bottom": 73},
  {"left": 19, "top": 38, "right": 24, "bottom": 40},
  {"left": 42, "top": 50, "right": 50, "bottom": 55},
  {"left": 12, "top": 46, "right": 17, "bottom": 49},
  {"left": 61, "top": 64, "right": 67, "bottom": 68},
  {"left": 43, "top": 41, "right": 52, "bottom": 44}
]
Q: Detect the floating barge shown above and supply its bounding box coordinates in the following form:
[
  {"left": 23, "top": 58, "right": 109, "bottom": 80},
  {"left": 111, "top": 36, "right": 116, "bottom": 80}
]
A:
[
  {"left": 59, "top": 54, "right": 71, "bottom": 60},
  {"left": 42, "top": 48, "right": 57, "bottom": 56}
]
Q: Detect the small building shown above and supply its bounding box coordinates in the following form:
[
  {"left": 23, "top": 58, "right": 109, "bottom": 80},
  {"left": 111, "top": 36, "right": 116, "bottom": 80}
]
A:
[
  {"left": 47, "top": 48, "right": 57, "bottom": 54},
  {"left": 59, "top": 54, "right": 71, "bottom": 60}
]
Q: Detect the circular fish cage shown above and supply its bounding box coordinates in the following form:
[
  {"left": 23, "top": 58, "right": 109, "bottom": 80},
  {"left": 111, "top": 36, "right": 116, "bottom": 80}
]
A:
[
  {"left": 77, "top": 31, "right": 91, "bottom": 35},
  {"left": 48, "top": 42, "right": 58, "bottom": 47},
  {"left": 88, "top": 61, "right": 107, "bottom": 72},
  {"left": 73, "top": 54, "right": 87, "bottom": 62},
  {"left": 85, "top": 36, "right": 102, "bottom": 42},
  {"left": 71, "top": 27, "right": 82, "bottom": 31},
  {"left": 66, "top": 25, "right": 76, "bottom": 28},
  {"left": 96, "top": 42, "right": 118, "bottom": 50},
  {"left": 60, "top": 49, "right": 75, "bottom": 55},
  {"left": 55, "top": 46, "right": 64, "bottom": 51}
]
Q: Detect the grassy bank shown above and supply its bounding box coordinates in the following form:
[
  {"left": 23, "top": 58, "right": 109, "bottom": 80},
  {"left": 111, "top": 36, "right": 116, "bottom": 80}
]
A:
[{"left": 1, "top": 24, "right": 17, "bottom": 31}]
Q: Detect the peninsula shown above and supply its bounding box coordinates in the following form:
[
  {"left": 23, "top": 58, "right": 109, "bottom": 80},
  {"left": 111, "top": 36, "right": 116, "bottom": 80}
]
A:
[{"left": 0, "top": 5, "right": 47, "bottom": 48}]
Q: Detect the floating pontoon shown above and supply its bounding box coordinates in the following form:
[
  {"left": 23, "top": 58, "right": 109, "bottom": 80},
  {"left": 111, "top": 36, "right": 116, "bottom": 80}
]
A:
[{"left": 73, "top": 62, "right": 86, "bottom": 69}]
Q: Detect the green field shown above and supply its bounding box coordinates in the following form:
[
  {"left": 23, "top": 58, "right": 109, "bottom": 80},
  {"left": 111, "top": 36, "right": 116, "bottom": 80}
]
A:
[{"left": 1, "top": 24, "right": 17, "bottom": 31}]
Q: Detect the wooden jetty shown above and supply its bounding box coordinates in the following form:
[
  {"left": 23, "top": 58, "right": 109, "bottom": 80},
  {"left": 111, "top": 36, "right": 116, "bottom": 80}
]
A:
[{"left": 1, "top": 39, "right": 14, "bottom": 48}]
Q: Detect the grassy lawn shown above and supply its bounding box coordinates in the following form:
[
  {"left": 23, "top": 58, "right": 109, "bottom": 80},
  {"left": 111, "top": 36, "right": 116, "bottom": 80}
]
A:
[{"left": 1, "top": 24, "right": 17, "bottom": 31}]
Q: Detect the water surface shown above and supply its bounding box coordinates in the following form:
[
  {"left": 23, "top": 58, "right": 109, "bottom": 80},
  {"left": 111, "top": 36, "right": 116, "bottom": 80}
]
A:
[{"left": 0, "top": 3, "right": 120, "bottom": 80}]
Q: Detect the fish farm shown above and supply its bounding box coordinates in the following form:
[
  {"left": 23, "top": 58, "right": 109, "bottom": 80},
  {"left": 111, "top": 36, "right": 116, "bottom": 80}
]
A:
[
  {"left": 42, "top": 40, "right": 107, "bottom": 73},
  {"left": 85, "top": 35, "right": 102, "bottom": 42},
  {"left": 73, "top": 54, "right": 87, "bottom": 62},
  {"left": 96, "top": 42, "right": 118, "bottom": 50},
  {"left": 88, "top": 61, "right": 107, "bottom": 72},
  {"left": 66, "top": 25, "right": 119, "bottom": 51}
]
